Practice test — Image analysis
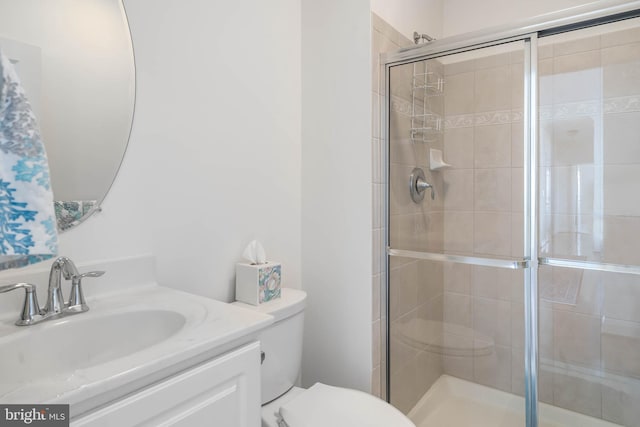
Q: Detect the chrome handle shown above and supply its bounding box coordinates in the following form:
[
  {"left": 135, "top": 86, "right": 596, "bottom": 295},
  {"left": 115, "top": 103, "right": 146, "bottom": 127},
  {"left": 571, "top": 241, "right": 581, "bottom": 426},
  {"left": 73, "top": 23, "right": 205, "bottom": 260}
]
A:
[
  {"left": 0, "top": 282, "right": 33, "bottom": 294},
  {"left": 261, "top": 351, "right": 266, "bottom": 365},
  {"left": 67, "top": 271, "right": 105, "bottom": 313},
  {"left": 76, "top": 271, "right": 105, "bottom": 279},
  {"left": 0, "top": 283, "right": 42, "bottom": 326},
  {"left": 416, "top": 177, "right": 435, "bottom": 200},
  {"left": 409, "top": 167, "right": 435, "bottom": 203}
]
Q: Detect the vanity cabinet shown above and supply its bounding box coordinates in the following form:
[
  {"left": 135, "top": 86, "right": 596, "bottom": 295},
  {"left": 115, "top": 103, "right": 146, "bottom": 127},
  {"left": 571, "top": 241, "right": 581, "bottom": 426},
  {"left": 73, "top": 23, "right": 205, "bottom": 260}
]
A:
[{"left": 72, "top": 341, "right": 261, "bottom": 427}]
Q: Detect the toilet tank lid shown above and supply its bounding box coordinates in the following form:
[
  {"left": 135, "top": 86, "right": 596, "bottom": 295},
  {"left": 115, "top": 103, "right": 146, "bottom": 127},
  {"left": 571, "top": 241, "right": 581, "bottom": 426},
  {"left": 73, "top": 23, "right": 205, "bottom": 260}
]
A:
[{"left": 232, "top": 288, "right": 306, "bottom": 322}]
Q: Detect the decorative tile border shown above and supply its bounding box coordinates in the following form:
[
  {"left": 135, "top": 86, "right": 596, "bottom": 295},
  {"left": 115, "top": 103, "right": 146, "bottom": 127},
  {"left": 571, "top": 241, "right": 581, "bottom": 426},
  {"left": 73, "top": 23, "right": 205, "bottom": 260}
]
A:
[
  {"left": 393, "top": 95, "right": 640, "bottom": 134},
  {"left": 604, "top": 95, "right": 640, "bottom": 114},
  {"left": 539, "top": 96, "right": 640, "bottom": 120},
  {"left": 390, "top": 94, "right": 412, "bottom": 117},
  {"left": 444, "top": 114, "right": 475, "bottom": 128},
  {"left": 442, "top": 95, "right": 640, "bottom": 130},
  {"left": 474, "top": 110, "right": 519, "bottom": 126},
  {"left": 444, "top": 109, "right": 523, "bottom": 129},
  {"left": 539, "top": 101, "right": 600, "bottom": 121}
]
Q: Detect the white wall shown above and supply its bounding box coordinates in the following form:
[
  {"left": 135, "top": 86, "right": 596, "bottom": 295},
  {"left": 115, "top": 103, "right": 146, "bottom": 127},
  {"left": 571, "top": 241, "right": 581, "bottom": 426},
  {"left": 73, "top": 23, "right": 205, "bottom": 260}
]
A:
[
  {"left": 120, "top": 0, "right": 302, "bottom": 303},
  {"left": 371, "top": 0, "right": 443, "bottom": 41},
  {"left": 0, "top": 0, "right": 302, "bottom": 307},
  {"left": 443, "top": 0, "right": 600, "bottom": 37},
  {"left": 301, "top": 0, "right": 372, "bottom": 391}
]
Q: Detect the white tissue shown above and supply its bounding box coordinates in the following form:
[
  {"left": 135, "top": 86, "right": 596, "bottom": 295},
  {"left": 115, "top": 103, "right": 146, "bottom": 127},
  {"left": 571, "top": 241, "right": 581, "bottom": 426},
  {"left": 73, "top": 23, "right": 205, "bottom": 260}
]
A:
[{"left": 242, "top": 240, "right": 267, "bottom": 265}]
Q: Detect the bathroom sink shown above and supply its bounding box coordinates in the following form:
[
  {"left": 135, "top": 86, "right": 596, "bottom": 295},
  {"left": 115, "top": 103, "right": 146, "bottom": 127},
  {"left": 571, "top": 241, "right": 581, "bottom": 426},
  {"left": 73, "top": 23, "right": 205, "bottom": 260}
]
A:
[
  {"left": 0, "top": 309, "right": 186, "bottom": 387},
  {"left": 0, "top": 285, "right": 273, "bottom": 418}
]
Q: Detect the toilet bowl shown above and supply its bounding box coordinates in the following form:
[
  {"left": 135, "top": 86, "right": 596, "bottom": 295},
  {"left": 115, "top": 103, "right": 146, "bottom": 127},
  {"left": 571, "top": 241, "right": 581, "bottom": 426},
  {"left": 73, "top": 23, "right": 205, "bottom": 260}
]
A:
[{"left": 233, "top": 288, "right": 414, "bottom": 427}]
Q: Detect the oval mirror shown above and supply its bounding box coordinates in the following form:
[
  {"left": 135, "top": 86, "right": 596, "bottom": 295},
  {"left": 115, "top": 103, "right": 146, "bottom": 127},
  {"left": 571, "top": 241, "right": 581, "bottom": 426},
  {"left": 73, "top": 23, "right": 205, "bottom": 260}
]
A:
[{"left": 0, "top": 0, "right": 135, "bottom": 231}]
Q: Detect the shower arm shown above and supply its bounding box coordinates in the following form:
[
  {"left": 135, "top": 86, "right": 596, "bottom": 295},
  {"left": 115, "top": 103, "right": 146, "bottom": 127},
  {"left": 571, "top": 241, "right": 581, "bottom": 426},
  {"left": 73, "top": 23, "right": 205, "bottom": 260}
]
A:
[{"left": 413, "top": 31, "right": 436, "bottom": 45}]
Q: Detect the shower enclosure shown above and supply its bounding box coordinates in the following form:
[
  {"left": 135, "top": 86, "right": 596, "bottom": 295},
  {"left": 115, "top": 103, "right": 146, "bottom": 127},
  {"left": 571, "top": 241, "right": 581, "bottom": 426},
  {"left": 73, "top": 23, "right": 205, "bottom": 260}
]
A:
[{"left": 383, "top": 2, "right": 640, "bottom": 426}]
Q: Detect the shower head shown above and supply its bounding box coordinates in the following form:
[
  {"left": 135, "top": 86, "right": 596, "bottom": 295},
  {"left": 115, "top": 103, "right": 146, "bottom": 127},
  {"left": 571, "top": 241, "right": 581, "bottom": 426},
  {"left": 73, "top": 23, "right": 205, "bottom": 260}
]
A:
[{"left": 413, "top": 31, "right": 436, "bottom": 44}]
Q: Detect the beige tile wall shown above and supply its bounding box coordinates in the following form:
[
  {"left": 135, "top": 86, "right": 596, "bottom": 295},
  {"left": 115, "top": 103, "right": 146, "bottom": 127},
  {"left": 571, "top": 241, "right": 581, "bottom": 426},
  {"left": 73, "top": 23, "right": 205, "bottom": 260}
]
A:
[
  {"left": 535, "top": 25, "right": 640, "bottom": 425},
  {"left": 387, "top": 55, "right": 447, "bottom": 411},
  {"left": 438, "top": 46, "right": 528, "bottom": 401},
  {"left": 534, "top": 266, "right": 640, "bottom": 425},
  {"left": 371, "top": 13, "right": 417, "bottom": 403},
  {"left": 442, "top": 45, "right": 525, "bottom": 261},
  {"left": 539, "top": 26, "right": 640, "bottom": 266},
  {"left": 439, "top": 24, "right": 640, "bottom": 426},
  {"left": 375, "top": 13, "right": 447, "bottom": 414},
  {"left": 388, "top": 258, "right": 445, "bottom": 413}
]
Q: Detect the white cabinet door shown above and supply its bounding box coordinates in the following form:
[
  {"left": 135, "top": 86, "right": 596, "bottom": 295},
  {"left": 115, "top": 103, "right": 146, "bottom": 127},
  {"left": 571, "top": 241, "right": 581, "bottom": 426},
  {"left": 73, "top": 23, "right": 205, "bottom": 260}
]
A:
[{"left": 72, "top": 341, "right": 261, "bottom": 427}]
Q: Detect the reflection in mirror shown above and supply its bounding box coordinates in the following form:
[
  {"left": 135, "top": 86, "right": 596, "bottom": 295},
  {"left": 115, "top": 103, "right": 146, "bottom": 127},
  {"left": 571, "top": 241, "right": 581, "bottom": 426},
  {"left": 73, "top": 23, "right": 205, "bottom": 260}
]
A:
[{"left": 0, "top": 0, "right": 135, "bottom": 231}]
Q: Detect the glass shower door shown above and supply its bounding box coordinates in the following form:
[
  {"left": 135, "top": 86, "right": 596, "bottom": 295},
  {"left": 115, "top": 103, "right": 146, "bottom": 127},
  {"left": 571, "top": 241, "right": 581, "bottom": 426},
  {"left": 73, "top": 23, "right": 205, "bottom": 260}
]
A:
[
  {"left": 537, "top": 18, "right": 640, "bottom": 427},
  {"left": 386, "top": 39, "right": 532, "bottom": 424},
  {"left": 386, "top": 10, "right": 640, "bottom": 427}
]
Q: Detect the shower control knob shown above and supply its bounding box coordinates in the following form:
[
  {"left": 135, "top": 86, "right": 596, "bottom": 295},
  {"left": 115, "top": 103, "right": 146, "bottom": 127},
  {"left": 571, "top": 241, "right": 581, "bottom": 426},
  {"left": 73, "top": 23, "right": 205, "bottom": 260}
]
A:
[{"left": 409, "top": 167, "right": 435, "bottom": 203}]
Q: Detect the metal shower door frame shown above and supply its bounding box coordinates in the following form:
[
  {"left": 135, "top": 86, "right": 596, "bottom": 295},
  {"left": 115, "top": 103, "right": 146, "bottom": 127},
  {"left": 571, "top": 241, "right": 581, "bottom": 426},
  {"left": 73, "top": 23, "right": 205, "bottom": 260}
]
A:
[{"left": 383, "top": 33, "right": 538, "bottom": 426}]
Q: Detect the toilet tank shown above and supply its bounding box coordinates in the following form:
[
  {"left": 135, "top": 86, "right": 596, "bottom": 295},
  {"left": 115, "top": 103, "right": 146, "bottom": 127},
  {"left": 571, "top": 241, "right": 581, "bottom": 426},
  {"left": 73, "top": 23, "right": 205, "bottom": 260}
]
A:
[{"left": 232, "top": 288, "right": 306, "bottom": 404}]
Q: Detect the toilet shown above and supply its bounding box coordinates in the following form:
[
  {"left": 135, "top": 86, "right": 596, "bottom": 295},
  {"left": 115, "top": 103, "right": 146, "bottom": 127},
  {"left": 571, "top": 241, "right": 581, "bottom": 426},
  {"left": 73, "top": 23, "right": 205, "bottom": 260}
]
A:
[{"left": 233, "top": 288, "right": 415, "bottom": 427}]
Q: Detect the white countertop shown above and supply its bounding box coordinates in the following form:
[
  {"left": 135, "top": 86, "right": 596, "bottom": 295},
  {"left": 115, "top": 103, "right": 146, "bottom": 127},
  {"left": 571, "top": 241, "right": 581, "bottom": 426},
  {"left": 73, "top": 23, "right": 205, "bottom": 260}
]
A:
[{"left": 0, "top": 284, "right": 273, "bottom": 418}]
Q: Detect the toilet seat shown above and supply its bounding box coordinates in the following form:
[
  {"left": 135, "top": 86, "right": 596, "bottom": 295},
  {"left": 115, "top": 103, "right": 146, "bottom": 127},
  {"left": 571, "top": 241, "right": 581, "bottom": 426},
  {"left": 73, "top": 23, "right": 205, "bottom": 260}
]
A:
[{"left": 264, "top": 383, "right": 415, "bottom": 427}]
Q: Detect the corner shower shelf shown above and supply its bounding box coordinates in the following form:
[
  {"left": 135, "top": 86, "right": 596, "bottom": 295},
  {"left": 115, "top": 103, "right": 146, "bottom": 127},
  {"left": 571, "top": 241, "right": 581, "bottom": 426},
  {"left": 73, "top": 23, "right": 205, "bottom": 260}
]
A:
[
  {"left": 410, "top": 113, "right": 443, "bottom": 142},
  {"left": 411, "top": 72, "right": 444, "bottom": 96},
  {"left": 429, "top": 148, "right": 452, "bottom": 170},
  {"left": 410, "top": 63, "right": 444, "bottom": 143}
]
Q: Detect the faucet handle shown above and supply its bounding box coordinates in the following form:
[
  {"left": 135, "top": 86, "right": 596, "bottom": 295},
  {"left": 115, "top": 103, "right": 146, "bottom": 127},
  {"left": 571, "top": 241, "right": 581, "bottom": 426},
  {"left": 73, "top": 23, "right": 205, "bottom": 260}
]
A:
[
  {"left": 0, "top": 283, "right": 42, "bottom": 326},
  {"left": 67, "top": 271, "right": 105, "bottom": 313},
  {"left": 77, "top": 271, "right": 105, "bottom": 279}
]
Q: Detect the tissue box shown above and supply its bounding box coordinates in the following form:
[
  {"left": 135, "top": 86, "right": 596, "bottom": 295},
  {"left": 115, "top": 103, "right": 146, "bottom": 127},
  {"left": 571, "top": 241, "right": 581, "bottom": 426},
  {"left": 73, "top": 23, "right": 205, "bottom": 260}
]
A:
[{"left": 235, "top": 262, "right": 282, "bottom": 305}]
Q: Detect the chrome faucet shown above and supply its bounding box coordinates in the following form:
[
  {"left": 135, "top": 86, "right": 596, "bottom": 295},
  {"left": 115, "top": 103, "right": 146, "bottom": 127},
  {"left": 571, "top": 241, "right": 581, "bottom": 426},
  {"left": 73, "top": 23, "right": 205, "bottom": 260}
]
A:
[
  {"left": 0, "top": 256, "right": 105, "bottom": 326},
  {"left": 44, "top": 256, "right": 78, "bottom": 316}
]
